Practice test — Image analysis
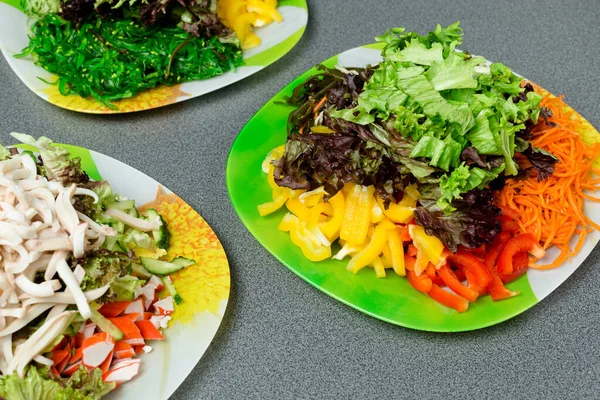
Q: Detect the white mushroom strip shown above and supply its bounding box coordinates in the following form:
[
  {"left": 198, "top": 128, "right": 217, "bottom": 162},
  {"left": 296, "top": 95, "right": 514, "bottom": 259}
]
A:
[
  {"left": 0, "top": 303, "right": 54, "bottom": 337},
  {"left": 1, "top": 335, "right": 12, "bottom": 365},
  {"left": 76, "top": 211, "right": 116, "bottom": 236},
  {"left": 19, "top": 155, "right": 37, "bottom": 180},
  {"left": 44, "top": 250, "right": 69, "bottom": 281},
  {"left": 23, "top": 284, "right": 109, "bottom": 307},
  {"left": 8, "top": 311, "right": 72, "bottom": 377},
  {"left": 56, "top": 259, "right": 91, "bottom": 319},
  {"left": 71, "top": 222, "right": 88, "bottom": 258},
  {"left": 74, "top": 187, "right": 99, "bottom": 204},
  {"left": 105, "top": 207, "right": 160, "bottom": 231},
  {"left": 56, "top": 185, "right": 78, "bottom": 234},
  {"left": 3, "top": 244, "right": 32, "bottom": 274},
  {"left": 45, "top": 304, "right": 67, "bottom": 323},
  {"left": 0, "top": 158, "right": 22, "bottom": 174},
  {"left": 33, "top": 355, "right": 53, "bottom": 366},
  {"left": 25, "top": 236, "right": 72, "bottom": 252},
  {"left": 73, "top": 264, "right": 86, "bottom": 284},
  {"left": 0, "top": 307, "right": 26, "bottom": 319},
  {"left": 15, "top": 275, "right": 61, "bottom": 297}
]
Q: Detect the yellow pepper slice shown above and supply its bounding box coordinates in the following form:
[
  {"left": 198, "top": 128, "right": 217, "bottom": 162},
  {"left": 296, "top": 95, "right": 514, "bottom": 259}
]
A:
[
  {"left": 409, "top": 224, "right": 445, "bottom": 270},
  {"left": 381, "top": 243, "right": 393, "bottom": 269},
  {"left": 278, "top": 213, "right": 296, "bottom": 232},
  {"left": 376, "top": 196, "right": 414, "bottom": 224},
  {"left": 320, "top": 190, "right": 345, "bottom": 242},
  {"left": 388, "top": 228, "right": 406, "bottom": 276},
  {"left": 258, "top": 188, "right": 290, "bottom": 216},
  {"left": 288, "top": 216, "right": 331, "bottom": 262},
  {"left": 404, "top": 184, "right": 420, "bottom": 202},
  {"left": 286, "top": 197, "right": 310, "bottom": 221},
  {"left": 247, "top": 0, "right": 283, "bottom": 22},
  {"left": 308, "top": 203, "right": 328, "bottom": 227},
  {"left": 340, "top": 184, "right": 375, "bottom": 245},
  {"left": 261, "top": 144, "right": 285, "bottom": 173},
  {"left": 372, "top": 257, "right": 386, "bottom": 278},
  {"left": 299, "top": 187, "right": 327, "bottom": 207},
  {"left": 371, "top": 200, "right": 384, "bottom": 223},
  {"left": 347, "top": 219, "right": 395, "bottom": 273}
]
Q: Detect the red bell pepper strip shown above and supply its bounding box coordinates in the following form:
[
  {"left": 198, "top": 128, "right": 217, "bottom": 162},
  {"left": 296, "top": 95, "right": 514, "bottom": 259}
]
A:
[
  {"left": 429, "top": 284, "right": 469, "bottom": 312},
  {"left": 406, "top": 269, "right": 433, "bottom": 293},
  {"left": 437, "top": 263, "right": 479, "bottom": 302},
  {"left": 463, "top": 267, "right": 488, "bottom": 295},
  {"left": 458, "top": 244, "right": 487, "bottom": 258},
  {"left": 425, "top": 263, "right": 445, "bottom": 287},
  {"left": 497, "top": 233, "right": 545, "bottom": 275},
  {"left": 499, "top": 251, "right": 529, "bottom": 283},
  {"left": 501, "top": 219, "right": 519, "bottom": 232},
  {"left": 499, "top": 205, "right": 521, "bottom": 221},
  {"left": 485, "top": 231, "right": 512, "bottom": 270},
  {"left": 448, "top": 251, "right": 491, "bottom": 289}
]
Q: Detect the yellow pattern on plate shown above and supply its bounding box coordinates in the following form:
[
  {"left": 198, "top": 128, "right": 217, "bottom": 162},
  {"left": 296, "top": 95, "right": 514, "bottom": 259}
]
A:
[
  {"left": 41, "top": 82, "right": 190, "bottom": 114},
  {"left": 140, "top": 187, "right": 230, "bottom": 324}
]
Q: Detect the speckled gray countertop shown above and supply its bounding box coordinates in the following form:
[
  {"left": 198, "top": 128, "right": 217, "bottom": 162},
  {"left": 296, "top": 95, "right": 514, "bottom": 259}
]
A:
[{"left": 1, "top": 0, "right": 600, "bottom": 398}]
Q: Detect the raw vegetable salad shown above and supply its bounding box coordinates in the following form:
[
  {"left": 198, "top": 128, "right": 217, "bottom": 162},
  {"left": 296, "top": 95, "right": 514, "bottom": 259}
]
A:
[
  {"left": 0, "top": 134, "right": 197, "bottom": 399},
  {"left": 259, "top": 23, "right": 600, "bottom": 312},
  {"left": 16, "top": 0, "right": 282, "bottom": 109}
]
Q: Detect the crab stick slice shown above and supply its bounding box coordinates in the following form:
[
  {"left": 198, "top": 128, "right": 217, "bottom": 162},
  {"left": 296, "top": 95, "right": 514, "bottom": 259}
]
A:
[
  {"left": 69, "top": 347, "right": 83, "bottom": 364},
  {"left": 141, "top": 285, "right": 157, "bottom": 310},
  {"left": 83, "top": 322, "right": 96, "bottom": 339},
  {"left": 153, "top": 296, "right": 174, "bottom": 315},
  {"left": 114, "top": 341, "right": 136, "bottom": 359},
  {"left": 135, "top": 320, "right": 164, "bottom": 341},
  {"left": 134, "top": 345, "right": 144, "bottom": 355},
  {"left": 98, "top": 301, "right": 132, "bottom": 318},
  {"left": 82, "top": 332, "right": 115, "bottom": 368},
  {"left": 143, "top": 312, "right": 153, "bottom": 320},
  {"left": 149, "top": 315, "right": 165, "bottom": 330},
  {"left": 122, "top": 313, "right": 141, "bottom": 322},
  {"left": 99, "top": 350, "right": 114, "bottom": 374},
  {"left": 62, "top": 360, "right": 82, "bottom": 376},
  {"left": 50, "top": 348, "right": 69, "bottom": 367},
  {"left": 108, "top": 317, "right": 145, "bottom": 346},
  {"left": 124, "top": 299, "right": 144, "bottom": 318},
  {"left": 103, "top": 359, "right": 141, "bottom": 383}
]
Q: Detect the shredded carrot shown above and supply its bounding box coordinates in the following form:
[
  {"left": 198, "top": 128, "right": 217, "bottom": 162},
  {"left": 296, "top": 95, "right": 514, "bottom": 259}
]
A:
[
  {"left": 313, "top": 96, "right": 327, "bottom": 120},
  {"left": 499, "top": 84, "right": 600, "bottom": 269}
]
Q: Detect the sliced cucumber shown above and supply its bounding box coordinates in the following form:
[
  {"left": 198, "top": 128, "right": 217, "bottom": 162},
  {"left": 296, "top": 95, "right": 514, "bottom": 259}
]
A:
[
  {"left": 108, "top": 199, "right": 136, "bottom": 211},
  {"left": 161, "top": 276, "right": 183, "bottom": 304},
  {"left": 90, "top": 309, "right": 123, "bottom": 341},
  {"left": 145, "top": 209, "right": 170, "bottom": 250},
  {"left": 171, "top": 257, "right": 195, "bottom": 268},
  {"left": 132, "top": 262, "right": 153, "bottom": 279},
  {"left": 140, "top": 257, "right": 184, "bottom": 276}
]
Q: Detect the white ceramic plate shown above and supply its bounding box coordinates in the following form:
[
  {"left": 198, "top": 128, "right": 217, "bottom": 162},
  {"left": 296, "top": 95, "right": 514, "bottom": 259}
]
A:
[{"left": 0, "top": 0, "right": 308, "bottom": 113}]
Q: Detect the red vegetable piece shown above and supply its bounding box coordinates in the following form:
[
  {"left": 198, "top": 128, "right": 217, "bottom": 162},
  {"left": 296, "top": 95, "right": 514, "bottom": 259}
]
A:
[
  {"left": 448, "top": 251, "right": 492, "bottom": 289},
  {"left": 98, "top": 301, "right": 132, "bottom": 318},
  {"left": 437, "top": 264, "right": 479, "bottom": 302},
  {"left": 497, "top": 233, "right": 545, "bottom": 275},
  {"left": 406, "top": 269, "right": 433, "bottom": 293},
  {"left": 135, "top": 320, "right": 165, "bottom": 341},
  {"left": 429, "top": 284, "right": 469, "bottom": 312},
  {"left": 499, "top": 251, "right": 530, "bottom": 283}
]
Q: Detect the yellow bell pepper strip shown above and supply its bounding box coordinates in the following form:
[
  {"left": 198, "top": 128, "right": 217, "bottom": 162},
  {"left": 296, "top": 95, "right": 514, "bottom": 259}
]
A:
[
  {"left": 332, "top": 241, "right": 363, "bottom": 260},
  {"left": 308, "top": 203, "right": 328, "bottom": 228},
  {"left": 319, "top": 191, "right": 345, "bottom": 242},
  {"left": 308, "top": 226, "right": 331, "bottom": 247},
  {"left": 299, "top": 187, "right": 327, "bottom": 207},
  {"left": 261, "top": 144, "right": 285, "bottom": 173},
  {"left": 288, "top": 216, "right": 331, "bottom": 262},
  {"left": 408, "top": 224, "right": 445, "bottom": 266},
  {"left": 340, "top": 184, "right": 375, "bottom": 245},
  {"left": 388, "top": 228, "right": 406, "bottom": 276},
  {"left": 267, "top": 165, "right": 278, "bottom": 189},
  {"left": 376, "top": 197, "right": 414, "bottom": 224},
  {"left": 286, "top": 197, "right": 310, "bottom": 221},
  {"left": 247, "top": 0, "right": 283, "bottom": 22},
  {"left": 310, "top": 126, "right": 336, "bottom": 134},
  {"left": 278, "top": 213, "right": 296, "bottom": 232},
  {"left": 381, "top": 243, "right": 393, "bottom": 269},
  {"left": 371, "top": 200, "right": 384, "bottom": 223},
  {"left": 258, "top": 188, "right": 291, "bottom": 216},
  {"left": 372, "top": 257, "right": 386, "bottom": 278},
  {"left": 347, "top": 220, "right": 395, "bottom": 274}
]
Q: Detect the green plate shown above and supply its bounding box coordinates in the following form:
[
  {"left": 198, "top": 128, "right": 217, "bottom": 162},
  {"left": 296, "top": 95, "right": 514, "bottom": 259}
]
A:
[{"left": 227, "top": 44, "right": 600, "bottom": 332}]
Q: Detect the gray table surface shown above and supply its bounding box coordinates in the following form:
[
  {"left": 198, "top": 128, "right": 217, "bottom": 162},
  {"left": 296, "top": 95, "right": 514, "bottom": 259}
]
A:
[{"left": 2, "top": 0, "right": 600, "bottom": 398}]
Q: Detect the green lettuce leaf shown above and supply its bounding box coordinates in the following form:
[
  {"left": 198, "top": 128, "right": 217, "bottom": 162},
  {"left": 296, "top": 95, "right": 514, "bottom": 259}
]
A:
[
  {"left": 410, "top": 133, "right": 463, "bottom": 171},
  {"left": 425, "top": 52, "right": 483, "bottom": 91},
  {"left": 0, "top": 366, "right": 114, "bottom": 400},
  {"left": 387, "top": 39, "right": 444, "bottom": 65},
  {"left": 437, "top": 164, "right": 503, "bottom": 212}
]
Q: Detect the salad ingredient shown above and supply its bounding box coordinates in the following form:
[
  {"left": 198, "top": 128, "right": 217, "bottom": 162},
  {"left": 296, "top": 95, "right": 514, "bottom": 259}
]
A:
[
  {"left": 145, "top": 209, "right": 170, "bottom": 250},
  {"left": 498, "top": 91, "right": 600, "bottom": 268},
  {"left": 428, "top": 284, "right": 469, "bottom": 312},
  {"left": 217, "top": 0, "right": 282, "bottom": 49},
  {"left": 16, "top": 13, "right": 243, "bottom": 109},
  {"left": 414, "top": 187, "right": 501, "bottom": 252},
  {"left": 496, "top": 233, "right": 545, "bottom": 275},
  {"left": 140, "top": 257, "right": 194, "bottom": 276},
  {"left": 80, "top": 251, "right": 143, "bottom": 303},
  {"left": 340, "top": 184, "right": 375, "bottom": 245},
  {"left": 0, "top": 365, "right": 115, "bottom": 400}
]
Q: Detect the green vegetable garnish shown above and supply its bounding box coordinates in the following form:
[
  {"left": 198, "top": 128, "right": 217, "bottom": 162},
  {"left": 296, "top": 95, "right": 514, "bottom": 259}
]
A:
[{"left": 16, "top": 14, "right": 243, "bottom": 109}]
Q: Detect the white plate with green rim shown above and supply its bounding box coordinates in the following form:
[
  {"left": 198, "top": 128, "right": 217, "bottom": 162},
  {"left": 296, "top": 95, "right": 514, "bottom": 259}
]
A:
[{"left": 0, "top": 0, "right": 308, "bottom": 113}]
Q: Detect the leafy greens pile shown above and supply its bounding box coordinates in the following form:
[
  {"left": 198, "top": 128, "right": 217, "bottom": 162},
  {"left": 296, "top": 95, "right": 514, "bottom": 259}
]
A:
[
  {"left": 17, "top": 0, "right": 243, "bottom": 108},
  {"left": 274, "top": 22, "right": 557, "bottom": 251}
]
